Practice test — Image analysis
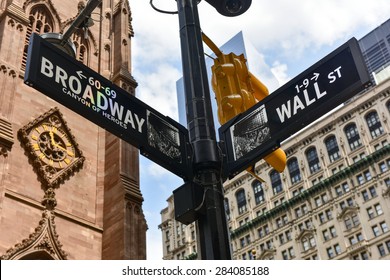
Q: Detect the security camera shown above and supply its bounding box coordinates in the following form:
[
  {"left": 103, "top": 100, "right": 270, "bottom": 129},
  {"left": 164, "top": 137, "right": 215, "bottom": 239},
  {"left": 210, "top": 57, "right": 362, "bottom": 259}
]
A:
[{"left": 205, "top": 0, "right": 252, "bottom": 17}]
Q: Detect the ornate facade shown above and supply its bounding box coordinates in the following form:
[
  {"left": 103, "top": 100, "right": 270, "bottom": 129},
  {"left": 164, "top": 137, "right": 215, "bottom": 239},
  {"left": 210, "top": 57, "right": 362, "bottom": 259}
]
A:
[{"left": 0, "top": 0, "right": 146, "bottom": 259}]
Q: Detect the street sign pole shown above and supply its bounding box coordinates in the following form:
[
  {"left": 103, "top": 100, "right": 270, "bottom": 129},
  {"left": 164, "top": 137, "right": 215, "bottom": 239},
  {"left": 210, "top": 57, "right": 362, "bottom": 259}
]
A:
[{"left": 176, "top": 0, "right": 231, "bottom": 259}]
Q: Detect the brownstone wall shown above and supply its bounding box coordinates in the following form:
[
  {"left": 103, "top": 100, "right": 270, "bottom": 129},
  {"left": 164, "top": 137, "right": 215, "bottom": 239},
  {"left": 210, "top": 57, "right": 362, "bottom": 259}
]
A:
[{"left": 0, "top": 0, "right": 145, "bottom": 260}]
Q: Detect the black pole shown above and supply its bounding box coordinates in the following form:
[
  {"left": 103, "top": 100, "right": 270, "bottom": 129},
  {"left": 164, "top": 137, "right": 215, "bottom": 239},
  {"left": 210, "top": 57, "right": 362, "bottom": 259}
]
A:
[
  {"left": 176, "top": 0, "right": 231, "bottom": 259},
  {"left": 60, "top": 0, "right": 102, "bottom": 45}
]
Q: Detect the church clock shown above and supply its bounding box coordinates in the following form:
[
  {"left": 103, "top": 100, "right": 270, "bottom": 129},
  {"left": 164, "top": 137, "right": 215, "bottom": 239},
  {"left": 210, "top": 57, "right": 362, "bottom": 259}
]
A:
[{"left": 18, "top": 108, "right": 85, "bottom": 187}]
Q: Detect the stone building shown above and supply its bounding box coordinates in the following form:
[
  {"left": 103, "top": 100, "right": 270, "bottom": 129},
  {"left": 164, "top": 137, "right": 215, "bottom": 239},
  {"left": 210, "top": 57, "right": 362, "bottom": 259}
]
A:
[
  {"left": 160, "top": 75, "right": 390, "bottom": 260},
  {"left": 0, "top": 0, "right": 146, "bottom": 259}
]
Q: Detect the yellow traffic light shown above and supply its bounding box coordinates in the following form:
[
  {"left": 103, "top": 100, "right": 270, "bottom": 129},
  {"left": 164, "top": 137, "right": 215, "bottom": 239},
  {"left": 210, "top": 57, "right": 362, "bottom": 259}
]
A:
[
  {"left": 211, "top": 52, "right": 256, "bottom": 124},
  {"left": 202, "top": 33, "right": 287, "bottom": 173}
]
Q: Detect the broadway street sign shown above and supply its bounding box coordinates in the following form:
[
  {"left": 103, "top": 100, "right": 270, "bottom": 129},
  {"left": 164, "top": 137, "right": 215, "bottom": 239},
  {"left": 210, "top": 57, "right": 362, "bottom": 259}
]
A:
[
  {"left": 219, "top": 37, "right": 371, "bottom": 179},
  {"left": 25, "top": 33, "right": 191, "bottom": 180}
]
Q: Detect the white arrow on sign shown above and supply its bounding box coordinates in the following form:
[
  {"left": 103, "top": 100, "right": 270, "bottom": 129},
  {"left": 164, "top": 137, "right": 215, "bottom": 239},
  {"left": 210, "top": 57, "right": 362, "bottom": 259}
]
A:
[
  {"left": 76, "top": 70, "right": 86, "bottom": 80},
  {"left": 311, "top": 72, "right": 320, "bottom": 81}
]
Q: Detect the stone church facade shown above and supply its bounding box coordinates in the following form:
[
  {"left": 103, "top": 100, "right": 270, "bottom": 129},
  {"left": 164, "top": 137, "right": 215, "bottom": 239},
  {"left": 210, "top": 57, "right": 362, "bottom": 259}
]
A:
[{"left": 0, "top": 0, "right": 146, "bottom": 259}]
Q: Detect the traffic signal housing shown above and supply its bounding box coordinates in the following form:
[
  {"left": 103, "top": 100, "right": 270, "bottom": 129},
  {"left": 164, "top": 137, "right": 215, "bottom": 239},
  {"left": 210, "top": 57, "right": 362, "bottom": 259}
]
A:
[
  {"left": 204, "top": 0, "right": 252, "bottom": 17},
  {"left": 203, "top": 33, "right": 287, "bottom": 173}
]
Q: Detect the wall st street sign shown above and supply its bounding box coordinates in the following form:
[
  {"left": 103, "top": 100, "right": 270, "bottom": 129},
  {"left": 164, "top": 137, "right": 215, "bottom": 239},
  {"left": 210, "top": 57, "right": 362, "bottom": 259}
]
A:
[
  {"left": 24, "top": 33, "right": 192, "bottom": 180},
  {"left": 219, "top": 38, "right": 371, "bottom": 179}
]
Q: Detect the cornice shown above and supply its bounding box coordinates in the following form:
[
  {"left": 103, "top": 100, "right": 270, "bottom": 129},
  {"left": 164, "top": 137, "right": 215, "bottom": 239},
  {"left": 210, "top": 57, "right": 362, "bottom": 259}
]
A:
[{"left": 3, "top": 3, "right": 29, "bottom": 24}]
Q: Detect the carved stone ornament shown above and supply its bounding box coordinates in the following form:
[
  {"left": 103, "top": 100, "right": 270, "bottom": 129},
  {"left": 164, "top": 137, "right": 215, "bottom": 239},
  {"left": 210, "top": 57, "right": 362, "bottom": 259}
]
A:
[
  {"left": 258, "top": 248, "right": 276, "bottom": 260},
  {"left": 18, "top": 107, "right": 85, "bottom": 188},
  {"left": 0, "top": 210, "right": 67, "bottom": 260}
]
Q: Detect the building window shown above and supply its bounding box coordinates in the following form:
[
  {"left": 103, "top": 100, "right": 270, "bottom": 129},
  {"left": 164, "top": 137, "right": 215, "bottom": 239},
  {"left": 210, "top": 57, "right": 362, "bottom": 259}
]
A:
[
  {"left": 344, "top": 123, "right": 362, "bottom": 151},
  {"left": 252, "top": 180, "right": 265, "bottom": 205},
  {"left": 318, "top": 212, "right": 326, "bottom": 223},
  {"left": 326, "top": 209, "right": 332, "bottom": 220},
  {"left": 279, "top": 233, "right": 285, "bottom": 245},
  {"left": 282, "top": 250, "right": 288, "bottom": 260},
  {"left": 313, "top": 193, "right": 328, "bottom": 209},
  {"left": 287, "top": 158, "right": 301, "bottom": 184},
  {"left": 323, "top": 229, "right": 330, "bottom": 241},
  {"left": 335, "top": 182, "right": 350, "bottom": 197},
  {"left": 301, "top": 235, "right": 316, "bottom": 251},
  {"left": 258, "top": 224, "right": 269, "bottom": 238},
  {"left": 375, "top": 204, "right": 383, "bottom": 216},
  {"left": 288, "top": 247, "right": 295, "bottom": 259},
  {"left": 246, "top": 234, "right": 251, "bottom": 245},
  {"left": 285, "top": 230, "right": 292, "bottom": 241},
  {"left": 379, "top": 161, "right": 389, "bottom": 173},
  {"left": 224, "top": 198, "right": 230, "bottom": 220},
  {"left": 362, "top": 186, "right": 377, "bottom": 201},
  {"left": 378, "top": 244, "right": 386, "bottom": 257},
  {"left": 270, "top": 170, "right": 283, "bottom": 195},
  {"left": 385, "top": 178, "right": 390, "bottom": 188},
  {"left": 325, "top": 135, "right": 341, "bottom": 162},
  {"left": 366, "top": 111, "right": 384, "bottom": 138},
  {"left": 330, "top": 226, "right": 337, "bottom": 238},
  {"left": 334, "top": 244, "right": 342, "bottom": 255},
  {"left": 356, "top": 170, "right": 371, "bottom": 185},
  {"left": 236, "top": 189, "right": 247, "bottom": 215},
  {"left": 326, "top": 247, "right": 335, "bottom": 258},
  {"left": 368, "top": 203, "right": 383, "bottom": 219},
  {"left": 372, "top": 225, "right": 381, "bottom": 237},
  {"left": 361, "top": 251, "right": 369, "bottom": 260},
  {"left": 386, "top": 240, "right": 390, "bottom": 253},
  {"left": 380, "top": 222, "right": 389, "bottom": 233},
  {"left": 306, "top": 147, "right": 321, "bottom": 174},
  {"left": 240, "top": 237, "right": 245, "bottom": 248},
  {"left": 327, "top": 244, "right": 341, "bottom": 258},
  {"left": 345, "top": 213, "right": 359, "bottom": 230},
  {"left": 369, "top": 186, "right": 377, "bottom": 197},
  {"left": 367, "top": 207, "right": 375, "bottom": 219}
]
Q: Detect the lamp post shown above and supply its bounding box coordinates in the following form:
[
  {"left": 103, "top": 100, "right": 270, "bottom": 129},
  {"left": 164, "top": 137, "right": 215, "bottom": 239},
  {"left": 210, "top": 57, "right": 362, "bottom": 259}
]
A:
[
  {"left": 176, "top": 0, "right": 234, "bottom": 260},
  {"left": 41, "top": 0, "right": 102, "bottom": 58}
]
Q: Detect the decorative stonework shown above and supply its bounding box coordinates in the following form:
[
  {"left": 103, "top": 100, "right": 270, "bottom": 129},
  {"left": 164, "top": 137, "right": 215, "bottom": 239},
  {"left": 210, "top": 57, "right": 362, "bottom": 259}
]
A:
[
  {"left": 383, "top": 187, "right": 390, "bottom": 198},
  {"left": 23, "top": 0, "right": 61, "bottom": 27},
  {"left": 0, "top": 117, "right": 14, "bottom": 156},
  {"left": 336, "top": 206, "right": 359, "bottom": 220},
  {"left": 42, "top": 188, "right": 57, "bottom": 210},
  {"left": 0, "top": 210, "right": 67, "bottom": 260},
  {"left": 18, "top": 107, "right": 85, "bottom": 188},
  {"left": 113, "top": 0, "right": 134, "bottom": 37},
  {"left": 4, "top": 3, "right": 30, "bottom": 25},
  {"left": 257, "top": 248, "right": 276, "bottom": 260}
]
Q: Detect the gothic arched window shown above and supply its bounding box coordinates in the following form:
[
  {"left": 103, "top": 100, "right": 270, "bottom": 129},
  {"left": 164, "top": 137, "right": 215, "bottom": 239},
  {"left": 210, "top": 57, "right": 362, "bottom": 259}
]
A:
[{"left": 22, "top": 6, "right": 54, "bottom": 71}]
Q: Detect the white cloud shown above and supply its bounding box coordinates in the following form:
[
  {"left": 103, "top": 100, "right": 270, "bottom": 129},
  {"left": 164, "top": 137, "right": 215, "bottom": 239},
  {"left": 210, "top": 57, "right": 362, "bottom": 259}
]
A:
[
  {"left": 134, "top": 63, "right": 181, "bottom": 120},
  {"left": 144, "top": 160, "right": 171, "bottom": 178},
  {"left": 197, "top": 0, "right": 390, "bottom": 59},
  {"left": 271, "top": 61, "right": 290, "bottom": 86}
]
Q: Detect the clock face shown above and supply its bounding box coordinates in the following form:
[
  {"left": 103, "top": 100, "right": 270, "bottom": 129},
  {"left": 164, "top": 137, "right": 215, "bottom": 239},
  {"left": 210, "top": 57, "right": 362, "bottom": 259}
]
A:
[
  {"left": 29, "top": 122, "right": 76, "bottom": 170},
  {"left": 18, "top": 108, "right": 85, "bottom": 187}
]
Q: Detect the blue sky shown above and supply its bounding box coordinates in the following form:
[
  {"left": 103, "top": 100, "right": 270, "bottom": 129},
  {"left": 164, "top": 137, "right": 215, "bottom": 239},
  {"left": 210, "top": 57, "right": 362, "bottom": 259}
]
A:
[{"left": 130, "top": 0, "right": 390, "bottom": 260}]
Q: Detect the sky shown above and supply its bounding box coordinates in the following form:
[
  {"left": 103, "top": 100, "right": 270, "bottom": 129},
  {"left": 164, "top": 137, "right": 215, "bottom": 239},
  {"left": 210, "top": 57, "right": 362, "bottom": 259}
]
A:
[{"left": 129, "top": 0, "right": 390, "bottom": 260}]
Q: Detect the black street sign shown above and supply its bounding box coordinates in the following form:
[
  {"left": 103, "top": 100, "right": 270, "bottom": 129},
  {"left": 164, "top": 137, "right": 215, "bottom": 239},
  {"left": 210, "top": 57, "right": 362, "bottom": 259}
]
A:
[
  {"left": 24, "top": 33, "right": 192, "bottom": 180},
  {"left": 219, "top": 37, "right": 371, "bottom": 179}
]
